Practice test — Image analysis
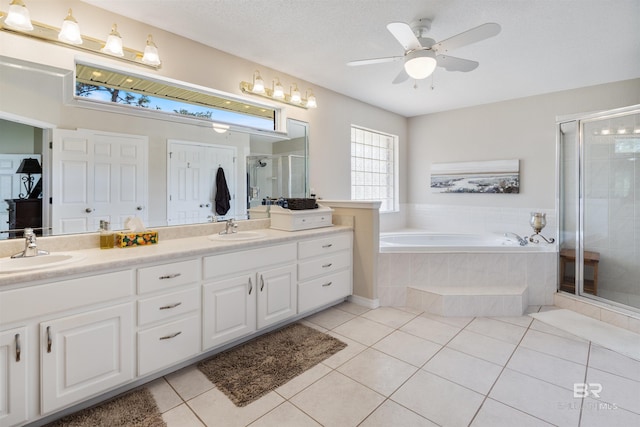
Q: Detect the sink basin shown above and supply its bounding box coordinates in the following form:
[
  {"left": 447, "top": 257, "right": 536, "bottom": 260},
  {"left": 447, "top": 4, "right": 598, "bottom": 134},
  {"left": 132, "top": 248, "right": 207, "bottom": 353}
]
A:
[
  {"left": 208, "top": 231, "right": 267, "bottom": 242},
  {"left": 0, "top": 253, "right": 85, "bottom": 274}
]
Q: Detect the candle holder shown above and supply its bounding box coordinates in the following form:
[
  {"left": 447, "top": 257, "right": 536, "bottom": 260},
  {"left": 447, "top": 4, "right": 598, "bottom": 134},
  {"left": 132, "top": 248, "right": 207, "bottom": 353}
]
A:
[{"left": 527, "top": 212, "right": 555, "bottom": 243}]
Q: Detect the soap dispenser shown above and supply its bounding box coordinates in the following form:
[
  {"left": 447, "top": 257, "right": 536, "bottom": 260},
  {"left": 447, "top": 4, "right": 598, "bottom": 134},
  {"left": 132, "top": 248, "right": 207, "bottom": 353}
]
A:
[{"left": 99, "top": 220, "right": 115, "bottom": 249}]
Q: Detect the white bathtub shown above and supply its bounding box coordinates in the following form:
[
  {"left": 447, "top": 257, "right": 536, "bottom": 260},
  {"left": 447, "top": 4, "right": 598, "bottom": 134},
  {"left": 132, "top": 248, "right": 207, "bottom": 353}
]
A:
[
  {"left": 377, "top": 231, "right": 558, "bottom": 309},
  {"left": 380, "top": 232, "right": 551, "bottom": 253}
]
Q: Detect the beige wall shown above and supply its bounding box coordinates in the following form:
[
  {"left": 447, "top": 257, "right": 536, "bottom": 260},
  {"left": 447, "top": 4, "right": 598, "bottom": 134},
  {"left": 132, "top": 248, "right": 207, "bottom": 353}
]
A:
[
  {"left": 0, "top": 0, "right": 406, "bottom": 205},
  {"left": 407, "top": 79, "right": 640, "bottom": 210}
]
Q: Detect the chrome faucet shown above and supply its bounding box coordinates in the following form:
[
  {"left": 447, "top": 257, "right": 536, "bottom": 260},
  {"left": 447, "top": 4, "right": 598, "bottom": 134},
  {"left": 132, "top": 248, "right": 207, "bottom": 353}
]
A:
[
  {"left": 504, "top": 232, "right": 528, "bottom": 246},
  {"left": 220, "top": 219, "right": 238, "bottom": 235},
  {"left": 11, "top": 228, "right": 49, "bottom": 258}
]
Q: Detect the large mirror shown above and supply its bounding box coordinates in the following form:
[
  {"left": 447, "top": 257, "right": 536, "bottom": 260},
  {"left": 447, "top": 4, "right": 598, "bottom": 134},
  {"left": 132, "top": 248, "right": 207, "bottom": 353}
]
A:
[{"left": 0, "top": 57, "right": 309, "bottom": 239}]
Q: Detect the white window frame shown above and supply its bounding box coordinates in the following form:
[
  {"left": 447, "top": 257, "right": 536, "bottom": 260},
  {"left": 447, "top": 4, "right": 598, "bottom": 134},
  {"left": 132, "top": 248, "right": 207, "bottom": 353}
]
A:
[{"left": 350, "top": 125, "right": 399, "bottom": 213}]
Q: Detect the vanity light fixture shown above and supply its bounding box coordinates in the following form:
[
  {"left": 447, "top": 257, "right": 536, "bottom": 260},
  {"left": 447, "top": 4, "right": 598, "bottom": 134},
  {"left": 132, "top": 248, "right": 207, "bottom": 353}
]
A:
[
  {"left": 4, "top": 0, "right": 32, "bottom": 31},
  {"left": 141, "top": 34, "right": 161, "bottom": 66},
  {"left": 272, "top": 79, "right": 285, "bottom": 99},
  {"left": 290, "top": 84, "right": 301, "bottom": 104},
  {"left": 58, "top": 8, "right": 82, "bottom": 45},
  {"left": 239, "top": 74, "right": 318, "bottom": 109},
  {"left": 251, "top": 70, "right": 265, "bottom": 94},
  {"left": 305, "top": 89, "right": 317, "bottom": 108},
  {"left": 101, "top": 24, "right": 124, "bottom": 57},
  {"left": 0, "top": 3, "right": 162, "bottom": 69}
]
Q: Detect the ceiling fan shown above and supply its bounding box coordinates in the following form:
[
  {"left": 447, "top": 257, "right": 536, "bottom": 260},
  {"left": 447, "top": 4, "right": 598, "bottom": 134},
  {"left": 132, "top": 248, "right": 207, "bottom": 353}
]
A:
[{"left": 347, "top": 18, "right": 501, "bottom": 84}]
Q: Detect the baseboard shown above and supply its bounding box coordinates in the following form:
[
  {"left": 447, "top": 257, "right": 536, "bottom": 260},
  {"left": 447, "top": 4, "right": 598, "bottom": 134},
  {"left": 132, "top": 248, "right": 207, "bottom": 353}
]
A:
[{"left": 348, "top": 294, "right": 380, "bottom": 309}]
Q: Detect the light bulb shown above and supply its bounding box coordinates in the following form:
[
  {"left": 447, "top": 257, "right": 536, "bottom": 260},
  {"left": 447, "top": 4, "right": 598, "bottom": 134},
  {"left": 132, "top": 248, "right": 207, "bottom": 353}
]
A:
[
  {"left": 142, "top": 34, "right": 161, "bottom": 66},
  {"left": 5, "top": 0, "right": 33, "bottom": 31},
  {"left": 101, "top": 24, "right": 124, "bottom": 57},
  {"left": 58, "top": 9, "right": 82, "bottom": 45}
]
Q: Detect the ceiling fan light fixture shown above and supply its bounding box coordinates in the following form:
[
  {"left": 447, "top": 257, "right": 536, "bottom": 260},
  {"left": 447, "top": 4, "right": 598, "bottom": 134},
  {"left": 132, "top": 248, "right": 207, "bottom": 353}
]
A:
[{"left": 404, "top": 49, "right": 437, "bottom": 79}]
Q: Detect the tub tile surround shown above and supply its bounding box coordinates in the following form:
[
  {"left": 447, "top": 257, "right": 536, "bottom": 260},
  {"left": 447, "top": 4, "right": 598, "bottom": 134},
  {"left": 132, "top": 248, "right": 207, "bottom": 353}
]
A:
[{"left": 378, "top": 203, "right": 558, "bottom": 317}]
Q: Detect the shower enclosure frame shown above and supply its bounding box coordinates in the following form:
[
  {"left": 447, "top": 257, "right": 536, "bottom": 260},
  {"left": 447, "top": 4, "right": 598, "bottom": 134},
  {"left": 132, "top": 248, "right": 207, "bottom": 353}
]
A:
[{"left": 557, "top": 104, "right": 640, "bottom": 313}]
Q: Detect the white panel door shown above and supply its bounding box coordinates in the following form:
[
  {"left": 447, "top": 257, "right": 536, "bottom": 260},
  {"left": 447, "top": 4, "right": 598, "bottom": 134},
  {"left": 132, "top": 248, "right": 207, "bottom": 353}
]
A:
[
  {"left": 257, "top": 264, "right": 297, "bottom": 329},
  {"left": 167, "top": 142, "right": 206, "bottom": 225},
  {"left": 40, "top": 303, "right": 134, "bottom": 414},
  {"left": 202, "top": 274, "right": 256, "bottom": 350},
  {"left": 167, "top": 141, "right": 236, "bottom": 225},
  {"left": 51, "top": 129, "right": 148, "bottom": 233},
  {"left": 0, "top": 327, "right": 28, "bottom": 427}
]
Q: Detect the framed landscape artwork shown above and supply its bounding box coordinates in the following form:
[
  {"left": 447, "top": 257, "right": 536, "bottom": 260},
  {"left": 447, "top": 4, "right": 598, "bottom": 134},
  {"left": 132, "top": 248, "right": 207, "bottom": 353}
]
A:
[{"left": 430, "top": 159, "right": 520, "bottom": 194}]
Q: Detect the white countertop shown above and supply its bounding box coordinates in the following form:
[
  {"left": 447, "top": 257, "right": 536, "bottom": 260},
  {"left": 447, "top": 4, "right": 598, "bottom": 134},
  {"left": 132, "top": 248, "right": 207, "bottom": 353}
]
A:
[{"left": 0, "top": 225, "right": 352, "bottom": 288}]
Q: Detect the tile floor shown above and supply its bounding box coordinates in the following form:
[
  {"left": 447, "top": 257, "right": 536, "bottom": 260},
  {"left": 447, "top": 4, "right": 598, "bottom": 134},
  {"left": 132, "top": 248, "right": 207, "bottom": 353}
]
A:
[{"left": 146, "top": 303, "right": 640, "bottom": 427}]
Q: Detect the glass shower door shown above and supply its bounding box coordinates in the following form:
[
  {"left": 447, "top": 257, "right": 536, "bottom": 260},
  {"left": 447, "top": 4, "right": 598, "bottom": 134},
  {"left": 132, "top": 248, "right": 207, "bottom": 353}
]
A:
[{"left": 581, "top": 111, "right": 640, "bottom": 309}]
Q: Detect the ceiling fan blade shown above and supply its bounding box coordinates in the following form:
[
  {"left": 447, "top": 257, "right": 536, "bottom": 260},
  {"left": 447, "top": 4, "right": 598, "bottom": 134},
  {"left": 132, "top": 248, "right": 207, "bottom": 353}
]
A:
[
  {"left": 436, "top": 55, "right": 479, "bottom": 72},
  {"left": 432, "top": 23, "right": 501, "bottom": 53},
  {"left": 387, "top": 22, "right": 422, "bottom": 50},
  {"left": 392, "top": 68, "right": 409, "bottom": 84},
  {"left": 347, "top": 56, "right": 403, "bottom": 66}
]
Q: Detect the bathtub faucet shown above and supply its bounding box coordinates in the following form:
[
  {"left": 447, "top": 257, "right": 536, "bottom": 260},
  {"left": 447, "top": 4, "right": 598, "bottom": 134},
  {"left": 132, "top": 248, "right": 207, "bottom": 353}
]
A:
[{"left": 504, "top": 232, "right": 528, "bottom": 246}]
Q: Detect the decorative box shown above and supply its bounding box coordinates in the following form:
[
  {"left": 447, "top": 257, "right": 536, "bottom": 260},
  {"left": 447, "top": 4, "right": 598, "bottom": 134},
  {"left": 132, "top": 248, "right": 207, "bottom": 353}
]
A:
[
  {"left": 115, "top": 231, "right": 159, "bottom": 247},
  {"left": 270, "top": 205, "right": 333, "bottom": 231}
]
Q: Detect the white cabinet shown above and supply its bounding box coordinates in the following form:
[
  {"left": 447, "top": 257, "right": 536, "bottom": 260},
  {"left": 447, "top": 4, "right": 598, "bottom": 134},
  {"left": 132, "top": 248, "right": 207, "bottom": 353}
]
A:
[
  {"left": 202, "top": 243, "right": 297, "bottom": 349},
  {"left": 40, "top": 303, "right": 134, "bottom": 414},
  {"left": 297, "top": 232, "right": 353, "bottom": 313},
  {"left": 202, "top": 274, "right": 256, "bottom": 349},
  {"left": 137, "top": 259, "right": 201, "bottom": 376},
  {"left": 0, "top": 327, "right": 28, "bottom": 427},
  {"left": 257, "top": 264, "right": 297, "bottom": 329}
]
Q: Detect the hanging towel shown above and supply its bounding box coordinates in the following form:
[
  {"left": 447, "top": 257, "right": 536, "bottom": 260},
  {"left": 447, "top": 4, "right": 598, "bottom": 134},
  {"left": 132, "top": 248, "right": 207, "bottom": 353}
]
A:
[{"left": 215, "top": 166, "right": 231, "bottom": 215}]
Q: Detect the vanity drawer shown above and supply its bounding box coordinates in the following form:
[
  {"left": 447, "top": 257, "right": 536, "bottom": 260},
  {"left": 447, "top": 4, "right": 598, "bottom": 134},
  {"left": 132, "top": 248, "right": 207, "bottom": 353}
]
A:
[
  {"left": 137, "top": 314, "right": 200, "bottom": 376},
  {"left": 137, "top": 287, "right": 200, "bottom": 326},
  {"left": 298, "top": 270, "right": 352, "bottom": 313},
  {"left": 298, "top": 233, "right": 351, "bottom": 259},
  {"left": 137, "top": 259, "right": 200, "bottom": 294},
  {"left": 203, "top": 243, "right": 296, "bottom": 279},
  {"left": 298, "top": 251, "right": 351, "bottom": 281},
  {"left": 0, "top": 270, "right": 134, "bottom": 324}
]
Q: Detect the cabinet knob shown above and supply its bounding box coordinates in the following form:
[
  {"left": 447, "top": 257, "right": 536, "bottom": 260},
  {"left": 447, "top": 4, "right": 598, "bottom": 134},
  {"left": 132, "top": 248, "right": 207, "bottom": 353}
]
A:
[
  {"left": 322, "top": 244, "right": 333, "bottom": 248},
  {"left": 85, "top": 208, "right": 93, "bottom": 213},
  {"left": 248, "top": 277, "right": 253, "bottom": 295},
  {"left": 260, "top": 275, "right": 265, "bottom": 292},
  {"left": 159, "top": 273, "right": 181, "bottom": 280},
  {"left": 137, "top": 206, "right": 143, "bottom": 211}
]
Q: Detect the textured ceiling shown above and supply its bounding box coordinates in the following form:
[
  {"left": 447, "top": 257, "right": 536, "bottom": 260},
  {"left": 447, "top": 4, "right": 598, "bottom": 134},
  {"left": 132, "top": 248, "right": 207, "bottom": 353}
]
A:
[{"left": 83, "top": 0, "right": 640, "bottom": 117}]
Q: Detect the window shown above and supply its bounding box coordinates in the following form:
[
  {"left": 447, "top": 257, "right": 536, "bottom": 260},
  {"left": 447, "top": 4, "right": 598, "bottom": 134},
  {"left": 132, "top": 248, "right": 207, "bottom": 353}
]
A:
[
  {"left": 74, "top": 62, "right": 276, "bottom": 131},
  {"left": 350, "top": 126, "right": 398, "bottom": 212}
]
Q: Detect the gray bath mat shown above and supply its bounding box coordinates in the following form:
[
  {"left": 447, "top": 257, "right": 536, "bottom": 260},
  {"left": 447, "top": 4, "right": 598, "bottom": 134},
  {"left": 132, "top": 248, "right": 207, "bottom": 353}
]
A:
[
  {"left": 45, "top": 387, "right": 165, "bottom": 427},
  {"left": 198, "top": 322, "right": 347, "bottom": 407}
]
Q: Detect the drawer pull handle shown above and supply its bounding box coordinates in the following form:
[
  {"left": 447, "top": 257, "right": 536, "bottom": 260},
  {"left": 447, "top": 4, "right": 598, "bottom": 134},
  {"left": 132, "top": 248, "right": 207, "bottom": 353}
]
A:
[
  {"left": 159, "top": 331, "right": 182, "bottom": 340},
  {"left": 322, "top": 282, "right": 333, "bottom": 287},
  {"left": 159, "top": 273, "right": 181, "bottom": 280},
  {"left": 15, "top": 333, "right": 21, "bottom": 362},
  {"left": 322, "top": 244, "right": 333, "bottom": 248},
  {"left": 322, "top": 263, "right": 333, "bottom": 268},
  {"left": 260, "top": 275, "right": 265, "bottom": 292},
  {"left": 46, "top": 326, "right": 52, "bottom": 353},
  {"left": 159, "top": 302, "right": 182, "bottom": 310},
  {"left": 248, "top": 277, "right": 253, "bottom": 295}
]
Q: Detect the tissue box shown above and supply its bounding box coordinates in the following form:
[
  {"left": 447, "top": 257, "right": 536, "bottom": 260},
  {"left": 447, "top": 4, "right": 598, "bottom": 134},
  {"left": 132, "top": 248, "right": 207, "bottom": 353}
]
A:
[{"left": 115, "top": 231, "right": 158, "bottom": 248}]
